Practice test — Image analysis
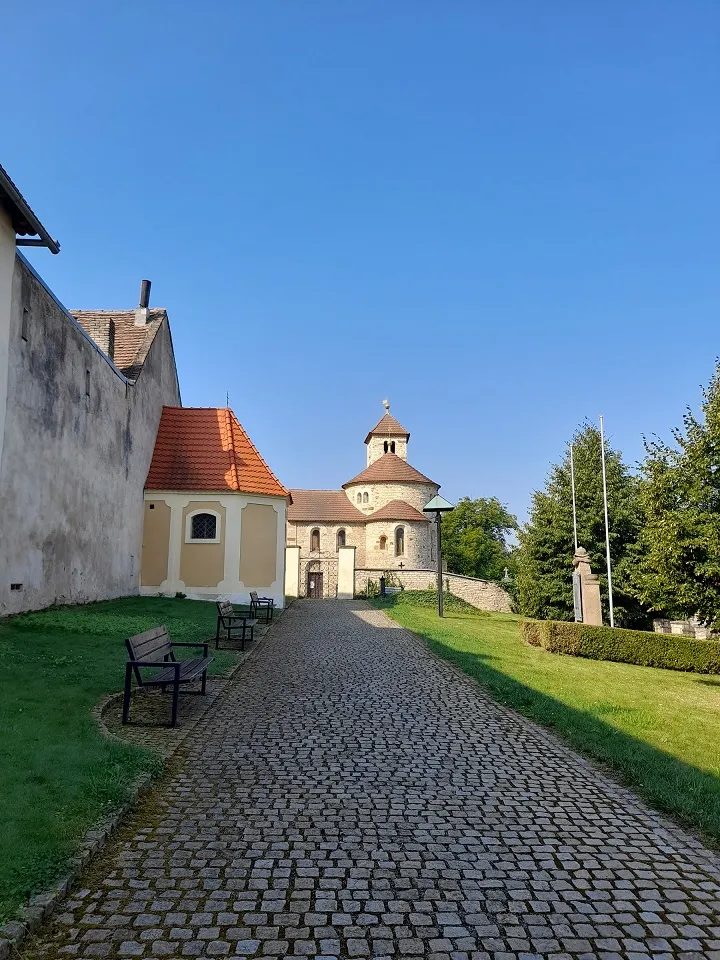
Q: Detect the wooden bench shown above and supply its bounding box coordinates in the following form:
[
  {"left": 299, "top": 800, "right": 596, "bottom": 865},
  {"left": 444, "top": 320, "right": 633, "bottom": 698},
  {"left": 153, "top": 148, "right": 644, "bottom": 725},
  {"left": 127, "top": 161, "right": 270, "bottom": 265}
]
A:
[
  {"left": 250, "top": 590, "right": 274, "bottom": 623},
  {"left": 123, "top": 626, "right": 213, "bottom": 727},
  {"left": 215, "top": 600, "right": 258, "bottom": 650}
]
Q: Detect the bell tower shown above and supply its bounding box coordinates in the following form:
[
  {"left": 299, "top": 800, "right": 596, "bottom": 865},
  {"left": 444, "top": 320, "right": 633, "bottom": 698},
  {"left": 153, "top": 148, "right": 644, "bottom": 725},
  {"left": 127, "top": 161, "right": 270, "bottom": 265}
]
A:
[{"left": 364, "top": 401, "right": 410, "bottom": 466}]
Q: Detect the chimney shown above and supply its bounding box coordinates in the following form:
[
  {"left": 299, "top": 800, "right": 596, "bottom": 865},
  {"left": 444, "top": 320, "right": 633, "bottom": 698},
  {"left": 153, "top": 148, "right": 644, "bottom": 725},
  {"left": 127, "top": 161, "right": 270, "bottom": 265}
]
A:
[
  {"left": 93, "top": 318, "right": 115, "bottom": 360},
  {"left": 135, "top": 279, "right": 151, "bottom": 326}
]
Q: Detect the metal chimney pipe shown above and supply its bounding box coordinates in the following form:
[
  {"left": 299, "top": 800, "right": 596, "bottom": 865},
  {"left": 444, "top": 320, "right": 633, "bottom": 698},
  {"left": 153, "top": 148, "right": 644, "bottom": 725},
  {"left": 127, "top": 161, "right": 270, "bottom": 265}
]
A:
[{"left": 139, "top": 280, "right": 151, "bottom": 308}]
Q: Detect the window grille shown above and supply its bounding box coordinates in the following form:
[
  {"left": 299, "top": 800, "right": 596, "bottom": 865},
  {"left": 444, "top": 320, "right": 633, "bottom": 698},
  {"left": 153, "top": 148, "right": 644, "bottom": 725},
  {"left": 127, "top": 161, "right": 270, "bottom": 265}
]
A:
[{"left": 191, "top": 513, "right": 217, "bottom": 540}]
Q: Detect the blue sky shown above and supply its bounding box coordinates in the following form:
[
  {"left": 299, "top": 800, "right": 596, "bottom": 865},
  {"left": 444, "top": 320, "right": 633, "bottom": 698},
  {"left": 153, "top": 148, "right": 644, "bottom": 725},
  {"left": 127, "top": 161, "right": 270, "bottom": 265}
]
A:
[{"left": 5, "top": 1, "right": 719, "bottom": 521}]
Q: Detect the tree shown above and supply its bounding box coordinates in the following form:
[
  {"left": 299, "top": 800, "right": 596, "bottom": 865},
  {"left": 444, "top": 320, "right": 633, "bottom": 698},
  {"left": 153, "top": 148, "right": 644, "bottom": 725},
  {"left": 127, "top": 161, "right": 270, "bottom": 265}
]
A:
[
  {"left": 516, "top": 424, "right": 647, "bottom": 627},
  {"left": 441, "top": 496, "right": 518, "bottom": 583},
  {"left": 631, "top": 362, "right": 720, "bottom": 628}
]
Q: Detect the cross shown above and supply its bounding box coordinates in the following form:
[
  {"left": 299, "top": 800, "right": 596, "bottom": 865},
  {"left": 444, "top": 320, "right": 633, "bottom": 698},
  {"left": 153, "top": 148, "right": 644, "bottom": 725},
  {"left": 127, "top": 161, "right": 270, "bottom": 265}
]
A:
[{"left": 398, "top": 562, "right": 405, "bottom": 570}]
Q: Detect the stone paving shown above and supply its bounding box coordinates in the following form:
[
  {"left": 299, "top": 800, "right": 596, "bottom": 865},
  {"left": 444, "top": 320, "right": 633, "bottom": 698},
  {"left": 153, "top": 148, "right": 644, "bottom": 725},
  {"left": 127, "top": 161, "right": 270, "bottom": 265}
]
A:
[{"left": 25, "top": 601, "right": 720, "bottom": 960}]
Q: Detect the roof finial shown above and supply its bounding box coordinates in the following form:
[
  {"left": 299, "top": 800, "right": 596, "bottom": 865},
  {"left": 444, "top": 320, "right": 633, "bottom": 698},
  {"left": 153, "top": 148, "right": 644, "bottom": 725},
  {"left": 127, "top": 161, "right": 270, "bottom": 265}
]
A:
[{"left": 382, "top": 398, "right": 390, "bottom": 413}]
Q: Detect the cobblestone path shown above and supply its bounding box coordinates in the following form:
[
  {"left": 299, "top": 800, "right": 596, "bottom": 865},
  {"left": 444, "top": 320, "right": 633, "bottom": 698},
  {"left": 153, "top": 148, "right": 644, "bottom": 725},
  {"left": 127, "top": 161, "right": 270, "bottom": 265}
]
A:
[{"left": 29, "top": 601, "right": 720, "bottom": 960}]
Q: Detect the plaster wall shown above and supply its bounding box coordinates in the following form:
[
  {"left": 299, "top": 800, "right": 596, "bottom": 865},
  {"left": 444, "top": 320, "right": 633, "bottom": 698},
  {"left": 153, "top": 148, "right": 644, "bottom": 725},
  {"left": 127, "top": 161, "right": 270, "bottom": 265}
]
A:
[
  {"left": 141, "top": 490, "right": 287, "bottom": 607},
  {"left": 0, "top": 209, "right": 15, "bottom": 475},
  {"left": 285, "top": 545, "right": 301, "bottom": 598},
  {"left": 0, "top": 255, "right": 181, "bottom": 615}
]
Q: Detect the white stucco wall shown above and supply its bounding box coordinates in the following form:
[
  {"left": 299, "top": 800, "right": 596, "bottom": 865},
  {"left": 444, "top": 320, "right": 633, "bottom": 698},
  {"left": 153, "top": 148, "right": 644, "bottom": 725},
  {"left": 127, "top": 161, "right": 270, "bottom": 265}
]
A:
[
  {"left": 141, "top": 491, "right": 287, "bottom": 608},
  {"left": 0, "top": 255, "right": 181, "bottom": 615}
]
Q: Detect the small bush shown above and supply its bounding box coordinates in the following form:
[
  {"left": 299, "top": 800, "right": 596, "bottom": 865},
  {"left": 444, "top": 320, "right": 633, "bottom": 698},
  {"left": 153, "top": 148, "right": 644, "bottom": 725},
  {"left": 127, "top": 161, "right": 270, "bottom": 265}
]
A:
[{"left": 520, "top": 619, "right": 720, "bottom": 674}]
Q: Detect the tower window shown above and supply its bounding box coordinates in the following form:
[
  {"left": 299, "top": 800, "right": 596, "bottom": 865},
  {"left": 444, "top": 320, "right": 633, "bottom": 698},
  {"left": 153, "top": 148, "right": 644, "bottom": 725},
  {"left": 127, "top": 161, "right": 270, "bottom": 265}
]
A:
[
  {"left": 384, "top": 441, "right": 389, "bottom": 453},
  {"left": 390, "top": 441, "right": 395, "bottom": 453},
  {"left": 85, "top": 369, "right": 91, "bottom": 397},
  {"left": 337, "top": 529, "right": 346, "bottom": 549},
  {"left": 21, "top": 307, "right": 29, "bottom": 342},
  {"left": 395, "top": 526, "right": 405, "bottom": 556},
  {"left": 311, "top": 528, "right": 320, "bottom": 552},
  {"left": 362, "top": 492, "right": 369, "bottom": 504},
  {"left": 356, "top": 492, "right": 362, "bottom": 504}
]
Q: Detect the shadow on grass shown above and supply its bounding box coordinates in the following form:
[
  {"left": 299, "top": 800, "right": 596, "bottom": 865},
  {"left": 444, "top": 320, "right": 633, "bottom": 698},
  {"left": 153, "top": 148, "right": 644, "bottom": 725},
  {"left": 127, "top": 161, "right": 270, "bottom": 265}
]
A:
[
  {"left": 379, "top": 610, "right": 720, "bottom": 845},
  {"left": 446, "top": 641, "right": 720, "bottom": 842}
]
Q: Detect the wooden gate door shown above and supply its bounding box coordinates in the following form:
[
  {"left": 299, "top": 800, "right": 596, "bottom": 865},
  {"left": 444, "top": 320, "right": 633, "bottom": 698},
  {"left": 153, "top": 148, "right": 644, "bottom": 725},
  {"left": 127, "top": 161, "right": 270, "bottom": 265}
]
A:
[{"left": 308, "top": 572, "right": 324, "bottom": 598}]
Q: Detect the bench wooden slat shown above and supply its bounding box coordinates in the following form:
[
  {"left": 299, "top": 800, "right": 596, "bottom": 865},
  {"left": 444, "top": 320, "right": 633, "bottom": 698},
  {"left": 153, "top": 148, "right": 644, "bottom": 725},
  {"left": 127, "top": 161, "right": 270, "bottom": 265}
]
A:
[
  {"left": 128, "top": 626, "right": 171, "bottom": 661},
  {"left": 150, "top": 657, "right": 213, "bottom": 686}
]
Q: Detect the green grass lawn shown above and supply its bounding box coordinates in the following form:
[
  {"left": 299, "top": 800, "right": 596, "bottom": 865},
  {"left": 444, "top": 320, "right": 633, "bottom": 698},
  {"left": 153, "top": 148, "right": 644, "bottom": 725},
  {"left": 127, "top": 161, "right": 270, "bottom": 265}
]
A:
[
  {"left": 373, "top": 593, "right": 720, "bottom": 844},
  {"left": 0, "top": 596, "right": 235, "bottom": 923}
]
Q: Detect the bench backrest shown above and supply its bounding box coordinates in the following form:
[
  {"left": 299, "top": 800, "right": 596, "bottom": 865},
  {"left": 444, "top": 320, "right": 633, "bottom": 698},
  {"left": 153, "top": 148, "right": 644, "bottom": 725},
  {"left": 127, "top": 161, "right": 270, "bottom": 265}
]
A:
[
  {"left": 249, "top": 592, "right": 259, "bottom": 602},
  {"left": 126, "top": 625, "right": 172, "bottom": 675},
  {"left": 217, "top": 600, "right": 233, "bottom": 620}
]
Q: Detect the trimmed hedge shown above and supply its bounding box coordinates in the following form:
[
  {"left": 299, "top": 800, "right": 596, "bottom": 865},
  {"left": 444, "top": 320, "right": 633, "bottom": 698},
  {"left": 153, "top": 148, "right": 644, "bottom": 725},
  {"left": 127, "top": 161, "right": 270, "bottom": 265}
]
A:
[{"left": 520, "top": 618, "right": 720, "bottom": 674}]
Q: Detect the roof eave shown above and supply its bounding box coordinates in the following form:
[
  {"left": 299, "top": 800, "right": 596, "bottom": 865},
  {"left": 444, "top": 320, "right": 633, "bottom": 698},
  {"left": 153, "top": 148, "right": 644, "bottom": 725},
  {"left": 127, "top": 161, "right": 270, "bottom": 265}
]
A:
[{"left": 0, "top": 164, "right": 60, "bottom": 254}]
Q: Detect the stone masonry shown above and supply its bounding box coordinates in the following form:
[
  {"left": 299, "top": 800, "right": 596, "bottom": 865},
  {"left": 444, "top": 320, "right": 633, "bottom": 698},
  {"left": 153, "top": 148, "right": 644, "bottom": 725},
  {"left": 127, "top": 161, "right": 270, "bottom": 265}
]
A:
[
  {"left": 23, "top": 600, "right": 720, "bottom": 960},
  {"left": 355, "top": 570, "right": 513, "bottom": 613}
]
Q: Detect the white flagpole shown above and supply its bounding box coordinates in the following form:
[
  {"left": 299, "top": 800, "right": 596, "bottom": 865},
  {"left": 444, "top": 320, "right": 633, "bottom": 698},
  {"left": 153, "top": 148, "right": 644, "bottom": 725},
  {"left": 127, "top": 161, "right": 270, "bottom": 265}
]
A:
[
  {"left": 570, "top": 444, "right": 578, "bottom": 551},
  {"left": 599, "top": 415, "right": 615, "bottom": 627}
]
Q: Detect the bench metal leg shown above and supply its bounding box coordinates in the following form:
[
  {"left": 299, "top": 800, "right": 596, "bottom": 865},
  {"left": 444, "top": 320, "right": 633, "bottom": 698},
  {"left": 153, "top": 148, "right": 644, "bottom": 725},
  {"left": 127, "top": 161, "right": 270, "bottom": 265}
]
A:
[
  {"left": 122, "top": 662, "right": 133, "bottom": 724},
  {"left": 171, "top": 679, "right": 180, "bottom": 727}
]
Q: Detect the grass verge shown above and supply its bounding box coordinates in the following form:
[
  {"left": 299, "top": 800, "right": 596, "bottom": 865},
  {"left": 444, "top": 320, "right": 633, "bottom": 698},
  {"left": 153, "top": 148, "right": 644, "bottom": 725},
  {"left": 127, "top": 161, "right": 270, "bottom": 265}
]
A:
[
  {"left": 372, "top": 592, "right": 720, "bottom": 843},
  {"left": 0, "top": 596, "right": 234, "bottom": 922}
]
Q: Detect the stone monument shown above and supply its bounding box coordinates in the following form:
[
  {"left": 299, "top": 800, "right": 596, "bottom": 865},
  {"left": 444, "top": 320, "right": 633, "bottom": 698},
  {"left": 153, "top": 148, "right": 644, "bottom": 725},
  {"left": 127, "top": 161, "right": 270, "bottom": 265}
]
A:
[{"left": 572, "top": 547, "right": 603, "bottom": 626}]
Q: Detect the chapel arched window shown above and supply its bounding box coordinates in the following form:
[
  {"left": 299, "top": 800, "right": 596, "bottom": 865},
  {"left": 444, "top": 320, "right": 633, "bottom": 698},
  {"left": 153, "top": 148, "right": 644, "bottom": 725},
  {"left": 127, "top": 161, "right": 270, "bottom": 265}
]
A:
[
  {"left": 395, "top": 526, "right": 405, "bottom": 556},
  {"left": 191, "top": 513, "right": 217, "bottom": 540},
  {"left": 363, "top": 492, "right": 369, "bottom": 504},
  {"left": 311, "top": 528, "right": 320, "bottom": 552},
  {"left": 337, "top": 529, "right": 346, "bottom": 549}
]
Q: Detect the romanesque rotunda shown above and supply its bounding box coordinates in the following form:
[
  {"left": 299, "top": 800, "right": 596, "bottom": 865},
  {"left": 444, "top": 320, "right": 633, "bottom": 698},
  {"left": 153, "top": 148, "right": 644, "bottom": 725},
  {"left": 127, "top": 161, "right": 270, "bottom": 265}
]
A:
[{"left": 286, "top": 404, "right": 440, "bottom": 597}]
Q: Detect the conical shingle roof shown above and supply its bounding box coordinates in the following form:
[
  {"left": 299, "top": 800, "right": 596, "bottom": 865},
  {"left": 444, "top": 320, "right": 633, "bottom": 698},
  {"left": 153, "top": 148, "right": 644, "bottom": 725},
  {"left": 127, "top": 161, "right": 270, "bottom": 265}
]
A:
[
  {"left": 343, "top": 452, "right": 437, "bottom": 488},
  {"left": 364, "top": 412, "right": 410, "bottom": 444}
]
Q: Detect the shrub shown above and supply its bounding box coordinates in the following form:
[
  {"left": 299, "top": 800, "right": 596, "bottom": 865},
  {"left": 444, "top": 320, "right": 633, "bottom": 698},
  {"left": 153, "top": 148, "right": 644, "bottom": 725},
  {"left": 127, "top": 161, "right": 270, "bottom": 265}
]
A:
[{"left": 520, "top": 619, "right": 720, "bottom": 674}]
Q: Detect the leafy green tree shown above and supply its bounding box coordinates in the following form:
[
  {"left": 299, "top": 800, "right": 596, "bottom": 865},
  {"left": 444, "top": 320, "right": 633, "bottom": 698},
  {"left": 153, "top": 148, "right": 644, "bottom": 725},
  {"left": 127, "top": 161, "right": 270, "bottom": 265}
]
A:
[
  {"left": 631, "top": 363, "right": 720, "bottom": 628},
  {"left": 440, "top": 496, "right": 518, "bottom": 583},
  {"left": 516, "top": 424, "right": 647, "bottom": 627}
]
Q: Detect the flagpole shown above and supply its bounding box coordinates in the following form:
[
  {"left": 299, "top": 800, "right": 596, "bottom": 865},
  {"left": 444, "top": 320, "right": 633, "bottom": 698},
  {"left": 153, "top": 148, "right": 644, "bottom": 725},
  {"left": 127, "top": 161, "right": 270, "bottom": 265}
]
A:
[
  {"left": 599, "top": 415, "right": 615, "bottom": 627},
  {"left": 570, "top": 444, "right": 578, "bottom": 551}
]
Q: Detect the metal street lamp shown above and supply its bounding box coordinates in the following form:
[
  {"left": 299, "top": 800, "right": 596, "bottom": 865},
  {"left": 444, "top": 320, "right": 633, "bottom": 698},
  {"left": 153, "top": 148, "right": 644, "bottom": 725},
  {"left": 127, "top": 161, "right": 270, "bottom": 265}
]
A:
[{"left": 423, "top": 495, "right": 455, "bottom": 617}]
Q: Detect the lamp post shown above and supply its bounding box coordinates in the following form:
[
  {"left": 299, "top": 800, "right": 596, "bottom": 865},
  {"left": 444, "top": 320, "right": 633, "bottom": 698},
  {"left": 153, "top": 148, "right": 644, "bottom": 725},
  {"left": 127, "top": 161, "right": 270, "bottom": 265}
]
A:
[{"left": 423, "top": 495, "right": 455, "bottom": 617}]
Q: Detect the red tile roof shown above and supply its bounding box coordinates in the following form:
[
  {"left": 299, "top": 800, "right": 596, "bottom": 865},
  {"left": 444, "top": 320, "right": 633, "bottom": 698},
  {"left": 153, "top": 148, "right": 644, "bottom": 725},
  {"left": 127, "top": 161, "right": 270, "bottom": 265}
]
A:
[
  {"left": 364, "top": 411, "right": 410, "bottom": 444},
  {"left": 343, "top": 452, "right": 437, "bottom": 488},
  {"left": 288, "top": 490, "right": 366, "bottom": 523},
  {"left": 72, "top": 309, "right": 165, "bottom": 379},
  {"left": 146, "top": 407, "right": 289, "bottom": 498},
  {"left": 365, "top": 500, "right": 429, "bottom": 522}
]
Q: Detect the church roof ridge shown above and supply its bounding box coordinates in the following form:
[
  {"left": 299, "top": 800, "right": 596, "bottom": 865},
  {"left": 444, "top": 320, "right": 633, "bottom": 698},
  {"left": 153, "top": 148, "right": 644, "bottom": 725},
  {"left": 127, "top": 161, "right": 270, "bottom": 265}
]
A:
[{"left": 342, "top": 452, "right": 437, "bottom": 489}]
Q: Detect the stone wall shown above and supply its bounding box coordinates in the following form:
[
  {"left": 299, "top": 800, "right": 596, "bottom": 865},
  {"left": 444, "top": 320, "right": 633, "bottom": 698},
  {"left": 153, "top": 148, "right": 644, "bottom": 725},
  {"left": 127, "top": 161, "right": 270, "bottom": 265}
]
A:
[
  {"left": 366, "top": 435, "right": 408, "bottom": 465},
  {"left": 344, "top": 480, "right": 438, "bottom": 516},
  {"left": 355, "top": 568, "right": 513, "bottom": 614},
  {"left": 364, "top": 519, "right": 432, "bottom": 569},
  {"left": 287, "top": 521, "right": 366, "bottom": 568},
  {"left": 0, "top": 254, "right": 181, "bottom": 615}
]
